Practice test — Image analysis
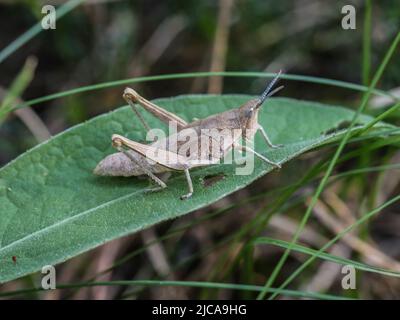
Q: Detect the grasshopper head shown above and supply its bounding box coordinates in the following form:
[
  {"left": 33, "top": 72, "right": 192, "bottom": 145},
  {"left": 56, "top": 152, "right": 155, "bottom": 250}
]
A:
[
  {"left": 240, "top": 71, "right": 284, "bottom": 128},
  {"left": 239, "top": 98, "right": 261, "bottom": 129}
]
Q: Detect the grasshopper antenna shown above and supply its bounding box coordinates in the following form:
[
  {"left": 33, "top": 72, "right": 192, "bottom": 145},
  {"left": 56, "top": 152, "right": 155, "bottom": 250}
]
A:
[
  {"left": 265, "top": 85, "right": 284, "bottom": 98},
  {"left": 258, "top": 70, "right": 283, "bottom": 106}
]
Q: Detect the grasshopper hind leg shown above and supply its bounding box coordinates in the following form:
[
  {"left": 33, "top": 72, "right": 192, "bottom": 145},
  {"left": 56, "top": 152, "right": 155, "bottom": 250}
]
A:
[
  {"left": 115, "top": 146, "right": 167, "bottom": 190},
  {"left": 113, "top": 135, "right": 194, "bottom": 199}
]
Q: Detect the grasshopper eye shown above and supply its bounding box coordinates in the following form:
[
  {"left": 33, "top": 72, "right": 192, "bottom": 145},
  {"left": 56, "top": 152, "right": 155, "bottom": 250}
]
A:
[{"left": 246, "top": 107, "right": 255, "bottom": 117}]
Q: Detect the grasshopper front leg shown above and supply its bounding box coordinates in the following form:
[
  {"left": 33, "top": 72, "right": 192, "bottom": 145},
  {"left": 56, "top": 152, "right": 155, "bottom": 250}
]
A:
[
  {"left": 258, "top": 125, "right": 283, "bottom": 149},
  {"left": 235, "top": 143, "right": 281, "bottom": 169}
]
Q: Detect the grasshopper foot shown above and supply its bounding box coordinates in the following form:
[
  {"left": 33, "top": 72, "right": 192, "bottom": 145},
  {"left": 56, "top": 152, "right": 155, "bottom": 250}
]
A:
[
  {"left": 146, "top": 186, "right": 165, "bottom": 193},
  {"left": 146, "top": 178, "right": 167, "bottom": 194},
  {"left": 180, "top": 192, "right": 193, "bottom": 200},
  {"left": 271, "top": 144, "right": 284, "bottom": 149}
]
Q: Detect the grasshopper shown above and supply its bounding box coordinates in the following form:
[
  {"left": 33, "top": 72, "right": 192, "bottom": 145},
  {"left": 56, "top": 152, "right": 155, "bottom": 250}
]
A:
[{"left": 94, "top": 72, "right": 284, "bottom": 199}]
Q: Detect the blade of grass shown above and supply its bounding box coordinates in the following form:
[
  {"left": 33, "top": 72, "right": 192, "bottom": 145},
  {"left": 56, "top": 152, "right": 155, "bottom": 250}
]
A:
[
  {"left": 253, "top": 237, "right": 400, "bottom": 278},
  {"left": 269, "top": 193, "right": 400, "bottom": 299},
  {"left": 0, "top": 279, "right": 352, "bottom": 300},
  {"left": 362, "top": 0, "right": 372, "bottom": 85},
  {"left": 13, "top": 72, "right": 398, "bottom": 112},
  {"left": 357, "top": 101, "right": 400, "bottom": 135},
  {"left": 0, "top": 0, "right": 85, "bottom": 64},
  {"left": 257, "top": 30, "right": 400, "bottom": 300}
]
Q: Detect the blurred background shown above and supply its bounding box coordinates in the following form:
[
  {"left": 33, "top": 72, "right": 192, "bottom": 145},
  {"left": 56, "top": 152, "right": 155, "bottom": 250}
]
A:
[{"left": 0, "top": 0, "right": 400, "bottom": 299}]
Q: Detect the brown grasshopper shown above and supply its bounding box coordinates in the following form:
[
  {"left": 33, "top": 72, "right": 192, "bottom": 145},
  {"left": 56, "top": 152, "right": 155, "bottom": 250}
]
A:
[{"left": 94, "top": 72, "right": 284, "bottom": 199}]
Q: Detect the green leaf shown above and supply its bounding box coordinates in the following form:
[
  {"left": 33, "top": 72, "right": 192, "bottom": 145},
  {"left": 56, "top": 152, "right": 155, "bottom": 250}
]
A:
[{"left": 0, "top": 95, "right": 391, "bottom": 283}]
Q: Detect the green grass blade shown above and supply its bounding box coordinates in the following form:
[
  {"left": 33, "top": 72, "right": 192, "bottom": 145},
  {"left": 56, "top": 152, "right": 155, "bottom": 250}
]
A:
[
  {"left": 0, "top": 57, "right": 37, "bottom": 123},
  {"left": 253, "top": 237, "right": 400, "bottom": 278},
  {"left": 362, "top": 0, "right": 372, "bottom": 85},
  {"left": 257, "top": 30, "right": 400, "bottom": 300},
  {"left": 357, "top": 101, "right": 400, "bottom": 135},
  {"left": 269, "top": 193, "right": 400, "bottom": 299},
  {"left": 0, "top": 279, "right": 352, "bottom": 300},
  {"left": 11, "top": 72, "right": 398, "bottom": 112}
]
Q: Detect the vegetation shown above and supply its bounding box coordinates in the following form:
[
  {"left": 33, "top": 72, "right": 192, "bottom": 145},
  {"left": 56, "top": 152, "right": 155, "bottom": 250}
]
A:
[{"left": 0, "top": 0, "right": 399, "bottom": 299}]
